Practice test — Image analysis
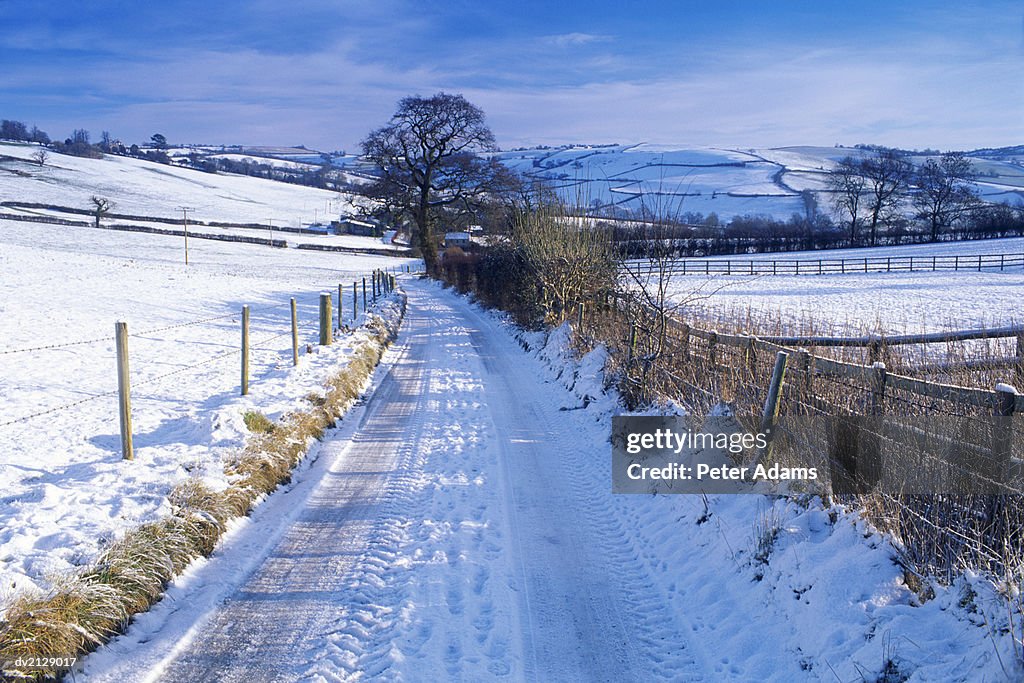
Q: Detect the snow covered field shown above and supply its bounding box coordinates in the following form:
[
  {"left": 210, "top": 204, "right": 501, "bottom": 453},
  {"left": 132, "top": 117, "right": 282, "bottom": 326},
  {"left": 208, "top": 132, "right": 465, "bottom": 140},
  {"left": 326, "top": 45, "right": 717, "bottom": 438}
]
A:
[
  {"left": 658, "top": 238, "right": 1024, "bottom": 334},
  {"left": 0, "top": 217, "right": 415, "bottom": 606},
  {"left": 0, "top": 141, "right": 357, "bottom": 228}
]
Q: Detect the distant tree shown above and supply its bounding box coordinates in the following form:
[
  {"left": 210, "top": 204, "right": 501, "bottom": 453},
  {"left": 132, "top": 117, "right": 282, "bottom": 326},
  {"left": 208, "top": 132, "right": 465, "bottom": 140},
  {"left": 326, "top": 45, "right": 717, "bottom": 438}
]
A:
[
  {"left": 100, "top": 131, "right": 113, "bottom": 152},
  {"left": 71, "top": 128, "right": 90, "bottom": 145},
  {"left": 150, "top": 133, "right": 167, "bottom": 149},
  {"left": 1, "top": 119, "right": 29, "bottom": 141},
  {"left": 361, "top": 92, "right": 502, "bottom": 274},
  {"left": 29, "top": 126, "right": 50, "bottom": 145},
  {"left": 913, "top": 152, "right": 979, "bottom": 242},
  {"left": 90, "top": 196, "right": 114, "bottom": 228},
  {"left": 827, "top": 156, "right": 867, "bottom": 245},
  {"left": 30, "top": 148, "right": 48, "bottom": 167},
  {"left": 859, "top": 149, "right": 912, "bottom": 246}
]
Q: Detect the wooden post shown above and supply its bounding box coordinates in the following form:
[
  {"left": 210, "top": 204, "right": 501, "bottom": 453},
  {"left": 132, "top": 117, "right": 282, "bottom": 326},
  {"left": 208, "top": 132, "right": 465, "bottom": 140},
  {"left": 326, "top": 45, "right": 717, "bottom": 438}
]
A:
[
  {"left": 680, "top": 322, "right": 691, "bottom": 360},
  {"left": 707, "top": 330, "right": 718, "bottom": 367},
  {"left": 744, "top": 337, "right": 757, "bottom": 374},
  {"left": 362, "top": 278, "right": 367, "bottom": 311},
  {"left": 754, "top": 351, "right": 789, "bottom": 465},
  {"left": 798, "top": 348, "right": 814, "bottom": 392},
  {"left": 577, "top": 303, "right": 585, "bottom": 332},
  {"left": 115, "top": 321, "right": 134, "bottom": 461},
  {"left": 989, "top": 383, "right": 1017, "bottom": 492},
  {"left": 241, "top": 305, "right": 250, "bottom": 395},
  {"left": 869, "top": 362, "right": 887, "bottom": 416},
  {"left": 627, "top": 323, "right": 637, "bottom": 365},
  {"left": 290, "top": 297, "right": 298, "bottom": 366},
  {"left": 352, "top": 282, "right": 357, "bottom": 323},
  {"left": 319, "top": 293, "right": 332, "bottom": 345},
  {"left": 342, "top": 284, "right": 350, "bottom": 329}
]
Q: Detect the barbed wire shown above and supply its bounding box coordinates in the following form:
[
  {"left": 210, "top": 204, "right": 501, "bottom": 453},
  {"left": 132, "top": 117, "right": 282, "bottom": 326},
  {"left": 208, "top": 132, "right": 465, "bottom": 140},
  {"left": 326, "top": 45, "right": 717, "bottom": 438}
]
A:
[
  {"left": 0, "top": 388, "right": 119, "bottom": 429},
  {"left": 0, "top": 334, "right": 112, "bottom": 356}
]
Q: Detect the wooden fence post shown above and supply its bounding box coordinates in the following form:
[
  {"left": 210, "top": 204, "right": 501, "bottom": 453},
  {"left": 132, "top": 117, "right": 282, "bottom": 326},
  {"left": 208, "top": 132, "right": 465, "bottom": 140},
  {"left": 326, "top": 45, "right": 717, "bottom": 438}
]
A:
[
  {"left": 115, "top": 321, "right": 133, "bottom": 461},
  {"left": 352, "top": 282, "right": 357, "bottom": 323},
  {"left": 338, "top": 284, "right": 343, "bottom": 330},
  {"left": 993, "top": 383, "right": 1017, "bottom": 488},
  {"left": 627, "top": 323, "right": 637, "bottom": 365},
  {"left": 798, "top": 348, "right": 814, "bottom": 393},
  {"left": 290, "top": 297, "right": 298, "bottom": 366},
  {"left": 744, "top": 337, "right": 757, "bottom": 374},
  {"left": 577, "top": 303, "right": 585, "bottom": 333},
  {"left": 241, "top": 305, "right": 250, "bottom": 395},
  {"left": 319, "top": 293, "right": 332, "bottom": 345},
  {"left": 754, "top": 351, "right": 789, "bottom": 465},
  {"left": 869, "top": 361, "right": 887, "bottom": 416},
  {"left": 362, "top": 278, "right": 367, "bottom": 311},
  {"left": 680, "top": 322, "right": 690, "bottom": 360},
  {"left": 707, "top": 330, "right": 719, "bottom": 367}
]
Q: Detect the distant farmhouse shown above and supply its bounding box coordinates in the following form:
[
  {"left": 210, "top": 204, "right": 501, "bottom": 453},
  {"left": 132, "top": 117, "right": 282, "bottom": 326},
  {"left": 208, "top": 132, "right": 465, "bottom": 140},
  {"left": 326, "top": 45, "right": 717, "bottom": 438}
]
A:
[
  {"left": 444, "top": 231, "right": 472, "bottom": 248},
  {"left": 337, "top": 216, "right": 383, "bottom": 237}
]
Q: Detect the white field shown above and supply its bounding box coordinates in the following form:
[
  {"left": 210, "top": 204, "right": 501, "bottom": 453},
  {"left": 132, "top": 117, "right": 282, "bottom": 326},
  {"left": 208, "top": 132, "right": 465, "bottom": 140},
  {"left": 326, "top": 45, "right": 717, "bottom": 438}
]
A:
[
  {"left": 0, "top": 141, "right": 358, "bottom": 229},
  {"left": 654, "top": 238, "right": 1024, "bottom": 335},
  {"left": 0, "top": 214, "right": 416, "bottom": 606}
]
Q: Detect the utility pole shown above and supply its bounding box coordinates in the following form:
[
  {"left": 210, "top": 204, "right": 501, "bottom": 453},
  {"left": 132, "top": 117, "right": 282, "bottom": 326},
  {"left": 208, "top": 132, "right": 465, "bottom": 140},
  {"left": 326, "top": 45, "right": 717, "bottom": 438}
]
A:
[{"left": 179, "top": 207, "right": 195, "bottom": 265}]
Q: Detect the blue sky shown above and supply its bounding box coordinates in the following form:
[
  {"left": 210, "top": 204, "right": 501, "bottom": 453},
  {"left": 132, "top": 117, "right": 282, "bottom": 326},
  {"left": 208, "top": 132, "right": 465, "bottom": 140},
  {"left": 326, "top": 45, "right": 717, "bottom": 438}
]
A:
[{"left": 1, "top": 1, "right": 1021, "bottom": 151}]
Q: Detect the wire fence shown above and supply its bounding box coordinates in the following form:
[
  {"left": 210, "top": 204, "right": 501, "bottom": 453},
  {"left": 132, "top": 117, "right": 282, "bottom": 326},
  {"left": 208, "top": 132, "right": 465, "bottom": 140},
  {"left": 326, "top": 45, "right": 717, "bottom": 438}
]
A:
[
  {"left": 575, "top": 292, "right": 1024, "bottom": 579},
  {"left": 0, "top": 265, "right": 418, "bottom": 438},
  {"left": 624, "top": 251, "right": 1024, "bottom": 277}
]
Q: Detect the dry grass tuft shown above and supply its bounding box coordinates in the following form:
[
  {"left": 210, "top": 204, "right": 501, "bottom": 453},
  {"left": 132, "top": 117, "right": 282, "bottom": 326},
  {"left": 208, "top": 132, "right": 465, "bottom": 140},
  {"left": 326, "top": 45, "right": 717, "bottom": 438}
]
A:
[{"left": 242, "top": 410, "right": 275, "bottom": 434}]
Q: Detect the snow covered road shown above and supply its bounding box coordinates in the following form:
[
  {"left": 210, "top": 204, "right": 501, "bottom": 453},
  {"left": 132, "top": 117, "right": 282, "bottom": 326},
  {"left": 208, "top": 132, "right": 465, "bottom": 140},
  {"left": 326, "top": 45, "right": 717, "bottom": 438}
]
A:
[{"left": 82, "top": 278, "right": 699, "bottom": 682}]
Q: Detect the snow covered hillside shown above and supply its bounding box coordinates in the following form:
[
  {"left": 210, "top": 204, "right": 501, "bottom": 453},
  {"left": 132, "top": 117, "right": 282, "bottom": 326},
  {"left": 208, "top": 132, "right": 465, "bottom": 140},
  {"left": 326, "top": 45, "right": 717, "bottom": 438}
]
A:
[
  {"left": 0, "top": 216, "right": 415, "bottom": 609},
  {"left": 496, "top": 143, "right": 1024, "bottom": 220},
  {"left": 0, "top": 141, "right": 358, "bottom": 229}
]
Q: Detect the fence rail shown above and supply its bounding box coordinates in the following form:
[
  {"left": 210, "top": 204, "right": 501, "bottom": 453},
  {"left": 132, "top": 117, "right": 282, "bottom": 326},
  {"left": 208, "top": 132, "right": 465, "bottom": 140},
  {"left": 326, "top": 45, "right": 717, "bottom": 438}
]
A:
[
  {"left": 625, "top": 251, "right": 1024, "bottom": 276},
  {"left": 658, "top": 315, "right": 1024, "bottom": 413}
]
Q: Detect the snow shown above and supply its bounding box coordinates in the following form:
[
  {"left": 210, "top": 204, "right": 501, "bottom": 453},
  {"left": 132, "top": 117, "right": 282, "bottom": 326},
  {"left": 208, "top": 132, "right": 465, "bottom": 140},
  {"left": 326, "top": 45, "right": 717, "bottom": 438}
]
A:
[
  {"left": 0, "top": 141, "right": 357, "bottom": 228},
  {"left": 74, "top": 279, "right": 1021, "bottom": 681},
  {"left": 657, "top": 238, "right": 1024, "bottom": 334},
  {"left": 497, "top": 143, "right": 1024, "bottom": 220},
  {"left": 0, "top": 217, "right": 415, "bottom": 606}
]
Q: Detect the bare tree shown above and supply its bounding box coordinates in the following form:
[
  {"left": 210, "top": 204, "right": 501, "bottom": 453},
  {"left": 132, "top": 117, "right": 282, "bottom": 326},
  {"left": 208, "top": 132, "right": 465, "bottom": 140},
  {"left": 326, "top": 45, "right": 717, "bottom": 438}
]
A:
[
  {"left": 913, "top": 152, "right": 979, "bottom": 242},
  {"left": 361, "top": 92, "right": 501, "bottom": 274},
  {"left": 90, "top": 196, "right": 114, "bottom": 228},
  {"left": 827, "top": 156, "right": 866, "bottom": 245},
  {"left": 859, "top": 149, "right": 912, "bottom": 246},
  {"left": 30, "top": 148, "right": 48, "bottom": 167}
]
